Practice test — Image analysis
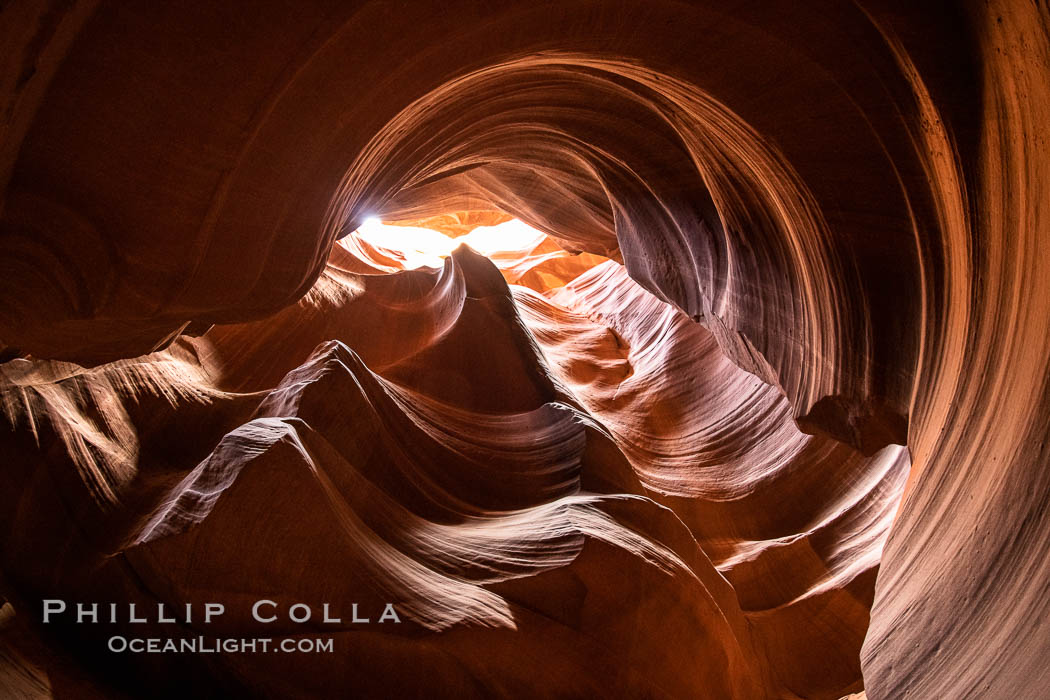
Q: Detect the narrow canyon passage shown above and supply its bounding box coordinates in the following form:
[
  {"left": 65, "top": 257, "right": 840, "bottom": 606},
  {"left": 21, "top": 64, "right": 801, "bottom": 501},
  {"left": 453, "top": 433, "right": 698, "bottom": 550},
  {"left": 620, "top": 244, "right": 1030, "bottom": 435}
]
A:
[
  {"left": 1, "top": 217, "right": 908, "bottom": 697},
  {"left": 2, "top": 2, "right": 1049, "bottom": 699}
]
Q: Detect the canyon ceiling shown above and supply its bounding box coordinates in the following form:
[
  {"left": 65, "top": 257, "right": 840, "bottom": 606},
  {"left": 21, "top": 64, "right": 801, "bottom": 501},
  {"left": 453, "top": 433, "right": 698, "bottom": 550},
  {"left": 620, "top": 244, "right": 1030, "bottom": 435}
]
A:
[{"left": 1, "top": 1, "right": 1049, "bottom": 698}]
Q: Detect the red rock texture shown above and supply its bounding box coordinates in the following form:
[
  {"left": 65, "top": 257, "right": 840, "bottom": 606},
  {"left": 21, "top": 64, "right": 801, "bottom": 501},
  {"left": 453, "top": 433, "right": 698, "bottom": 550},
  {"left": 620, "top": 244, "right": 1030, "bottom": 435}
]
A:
[
  {"left": 0, "top": 240, "right": 906, "bottom": 698},
  {"left": 0, "top": 1, "right": 1048, "bottom": 698}
]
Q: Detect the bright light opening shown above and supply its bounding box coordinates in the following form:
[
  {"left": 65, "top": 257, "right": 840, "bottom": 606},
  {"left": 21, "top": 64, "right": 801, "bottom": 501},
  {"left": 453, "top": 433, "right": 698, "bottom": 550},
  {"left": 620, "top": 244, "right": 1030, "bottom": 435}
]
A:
[
  {"left": 354, "top": 218, "right": 460, "bottom": 269},
  {"left": 347, "top": 218, "right": 548, "bottom": 270},
  {"left": 338, "top": 214, "right": 610, "bottom": 292}
]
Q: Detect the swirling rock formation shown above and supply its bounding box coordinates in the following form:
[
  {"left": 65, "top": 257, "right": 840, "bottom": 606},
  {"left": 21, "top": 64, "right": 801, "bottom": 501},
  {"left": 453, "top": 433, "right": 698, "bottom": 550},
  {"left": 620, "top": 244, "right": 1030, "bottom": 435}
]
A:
[
  {"left": 0, "top": 241, "right": 906, "bottom": 698},
  {"left": 1, "top": 1, "right": 1048, "bottom": 698}
]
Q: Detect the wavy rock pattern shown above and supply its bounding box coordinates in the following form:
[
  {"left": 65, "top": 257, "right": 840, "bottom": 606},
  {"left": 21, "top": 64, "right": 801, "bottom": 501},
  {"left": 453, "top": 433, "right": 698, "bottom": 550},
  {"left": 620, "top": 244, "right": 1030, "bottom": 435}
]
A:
[
  {"left": 0, "top": 1, "right": 1048, "bottom": 698},
  {"left": 0, "top": 244, "right": 903, "bottom": 698}
]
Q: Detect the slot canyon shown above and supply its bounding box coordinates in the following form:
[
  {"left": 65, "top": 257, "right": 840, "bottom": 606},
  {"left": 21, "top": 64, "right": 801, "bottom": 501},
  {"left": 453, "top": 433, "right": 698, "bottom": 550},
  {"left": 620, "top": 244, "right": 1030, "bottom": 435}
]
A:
[{"left": 1, "top": 2, "right": 1048, "bottom": 698}]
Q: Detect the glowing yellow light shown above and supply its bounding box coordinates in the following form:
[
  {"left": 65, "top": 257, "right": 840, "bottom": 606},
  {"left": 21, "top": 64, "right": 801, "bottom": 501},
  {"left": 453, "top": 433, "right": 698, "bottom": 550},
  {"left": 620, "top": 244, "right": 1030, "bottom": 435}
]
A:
[
  {"left": 349, "top": 218, "right": 548, "bottom": 270},
  {"left": 459, "top": 219, "right": 547, "bottom": 258}
]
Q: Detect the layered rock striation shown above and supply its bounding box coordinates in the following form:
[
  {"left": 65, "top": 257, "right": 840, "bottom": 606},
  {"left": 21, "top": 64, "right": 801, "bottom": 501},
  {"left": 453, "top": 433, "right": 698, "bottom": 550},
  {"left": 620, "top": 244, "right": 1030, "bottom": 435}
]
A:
[
  {"left": 1, "top": 1, "right": 1049, "bottom": 698},
  {"left": 1, "top": 242, "right": 906, "bottom": 697}
]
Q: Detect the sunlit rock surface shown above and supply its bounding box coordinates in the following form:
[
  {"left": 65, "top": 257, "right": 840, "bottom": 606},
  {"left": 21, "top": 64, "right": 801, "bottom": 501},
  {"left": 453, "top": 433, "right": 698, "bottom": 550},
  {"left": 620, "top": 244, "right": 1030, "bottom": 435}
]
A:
[
  {"left": 1, "top": 1, "right": 1049, "bottom": 698},
  {"left": 0, "top": 242, "right": 905, "bottom": 698}
]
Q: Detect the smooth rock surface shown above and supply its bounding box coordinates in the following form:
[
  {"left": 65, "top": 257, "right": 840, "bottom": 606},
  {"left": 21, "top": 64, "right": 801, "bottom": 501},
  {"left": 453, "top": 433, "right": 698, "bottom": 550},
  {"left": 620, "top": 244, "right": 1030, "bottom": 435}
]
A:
[{"left": 1, "top": 2, "right": 1048, "bottom": 698}]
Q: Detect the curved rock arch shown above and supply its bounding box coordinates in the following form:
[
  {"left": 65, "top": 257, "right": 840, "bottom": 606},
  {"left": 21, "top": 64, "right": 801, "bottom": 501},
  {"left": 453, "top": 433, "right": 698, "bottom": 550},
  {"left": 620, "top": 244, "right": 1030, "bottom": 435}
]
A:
[{"left": 1, "top": 2, "right": 1047, "bottom": 698}]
